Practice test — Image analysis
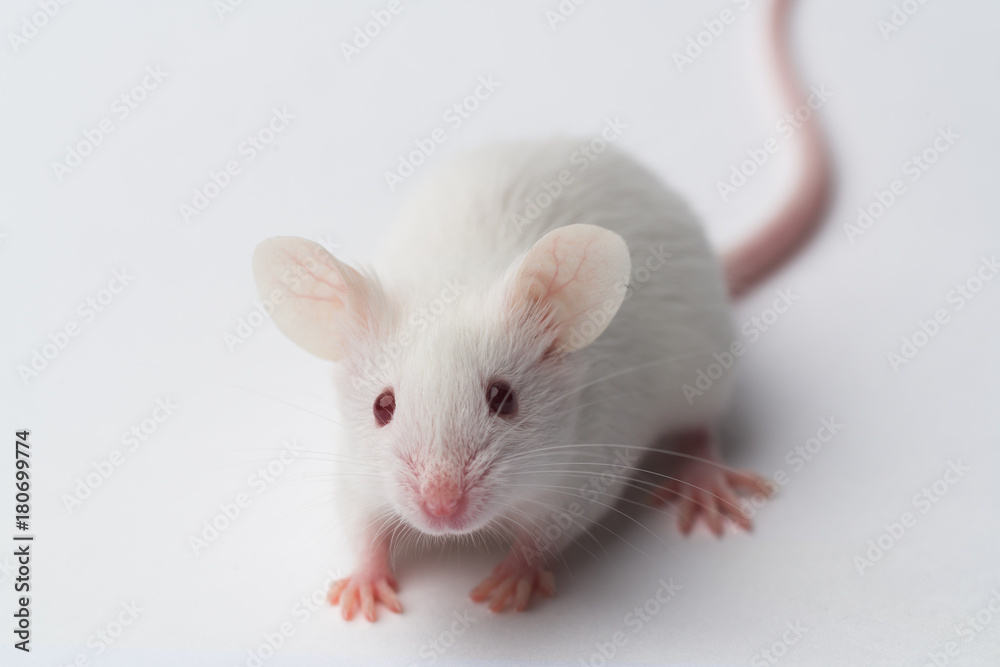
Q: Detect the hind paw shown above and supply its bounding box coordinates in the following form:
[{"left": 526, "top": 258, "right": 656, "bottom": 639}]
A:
[{"left": 652, "top": 428, "right": 773, "bottom": 536}]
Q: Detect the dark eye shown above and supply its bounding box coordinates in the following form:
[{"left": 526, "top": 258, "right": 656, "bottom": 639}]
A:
[
  {"left": 374, "top": 389, "right": 395, "bottom": 426},
  {"left": 486, "top": 381, "right": 517, "bottom": 417}
]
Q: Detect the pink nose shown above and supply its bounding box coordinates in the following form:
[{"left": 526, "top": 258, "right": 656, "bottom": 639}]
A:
[{"left": 421, "top": 481, "right": 464, "bottom": 518}]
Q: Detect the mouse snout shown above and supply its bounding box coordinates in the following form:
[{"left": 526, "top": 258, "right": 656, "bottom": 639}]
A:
[{"left": 419, "top": 477, "right": 465, "bottom": 518}]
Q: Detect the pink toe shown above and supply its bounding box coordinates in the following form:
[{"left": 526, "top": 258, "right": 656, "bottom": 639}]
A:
[
  {"left": 328, "top": 579, "right": 348, "bottom": 605},
  {"left": 488, "top": 578, "right": 516, "bottom": 613},
  {"left": 513, "top": 578, "right": 533, "bottom": 612},
  {"left": 361, "top": 584, "right": 376, "bottom": 622},
  {"left": 341, "top": 585, "right": 358, "bottom": 621},
  {"left": 376, "top": 579, "right": 403, "bottom": 613}
]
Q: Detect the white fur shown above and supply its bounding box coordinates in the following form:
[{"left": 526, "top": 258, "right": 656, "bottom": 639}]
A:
[
  {"left": 253, "top": 0, "right": 837, "bottom": 576},
  {"left": 254, "top": 140, "right": 737, "bottom": 558}
]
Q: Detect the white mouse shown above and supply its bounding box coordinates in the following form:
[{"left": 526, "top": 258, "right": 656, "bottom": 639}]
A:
[{"left": 251, "top": 0, "right": 829, "bottom": 621}]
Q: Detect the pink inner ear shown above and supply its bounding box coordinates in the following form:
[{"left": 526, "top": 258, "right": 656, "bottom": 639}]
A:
[
  {"left": 509, "top": 224, "right": 631, "bottom": 354},
  {"left": 529, "top": 235, "right": 597, "bottom": 314},
  {"left": 253, "top": 236, "right": 379, "bottom": 361},
  {"left": 277, "top": 246, "right": 349, "bottom": 305}
]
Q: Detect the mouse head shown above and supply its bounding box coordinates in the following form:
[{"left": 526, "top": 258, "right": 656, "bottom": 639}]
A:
[{"left": 253, "top": 224, "right": 630, "bottom": 536}]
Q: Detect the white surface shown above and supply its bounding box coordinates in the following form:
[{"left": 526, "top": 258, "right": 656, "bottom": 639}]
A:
[{"left": 2, "top": 1, "right": 999, "bottom": 665}]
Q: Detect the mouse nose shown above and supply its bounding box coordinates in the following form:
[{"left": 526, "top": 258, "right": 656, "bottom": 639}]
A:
[{"left": 420, "top": 479, "right": 465, "bottom": 518}]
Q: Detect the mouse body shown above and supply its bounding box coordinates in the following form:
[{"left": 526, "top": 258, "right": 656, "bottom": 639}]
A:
[
  {"left": 368, "top": 137, "right": 739, "bottom": 474},
  {"left": 251, "top": 0, "right": 829, "bottom": 620}
]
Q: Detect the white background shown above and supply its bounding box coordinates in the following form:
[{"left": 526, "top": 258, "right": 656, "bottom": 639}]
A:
[{"left": 2, "top": 0, "right": 999, "bottom": 665}]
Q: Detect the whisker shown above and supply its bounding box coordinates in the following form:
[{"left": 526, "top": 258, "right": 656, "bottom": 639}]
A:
[
  {"left": 512, "top": 462, "right": 758, "bottom": 515},
  {"left": 212, "top": 378, "right": 354, "bottom": 432},
  {"left": 490, "top": 499, "right": 598, "bottom": 571},
  {"left": 501, "top": 505, "right": 577, "bottom": 574},
  {"left": 294, "top": 502, "right": 392, "bottom": 558},
  {"left": 487, "top": 349, "right": 719, "bottom": 452},
  {"left": 516, "top": 467, "right": 665, "bottom": 499},
  {"left": 507, "top": 493, "right": 657, "bottom": 563},
  {"left": 506, "top": 442, "right": 755, "bottom": 476},
  {"left": 506, "top": 479, "right": 734, "bottom": 530}
]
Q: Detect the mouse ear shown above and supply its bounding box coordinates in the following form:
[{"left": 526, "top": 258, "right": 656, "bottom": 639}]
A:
[
  {"left": 252, "top": 237, "right": 379, "bottom": 361},
  {"left": 508, "top": 224, "right": 631, "bottom": 354}
]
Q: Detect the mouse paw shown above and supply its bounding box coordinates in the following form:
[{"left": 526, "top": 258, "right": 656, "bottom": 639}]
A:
[
  {"left": 470, "top": 552, "right": 555, "bottom": 613},
  {"left": 328, "top": 569, "right": 402, "bottom": 622},
  {"left": 653, "top": 458, "right": 773, "bottom": 536},
  {"left": 650, "top": 428, "right": 774, "bottom": 536}
]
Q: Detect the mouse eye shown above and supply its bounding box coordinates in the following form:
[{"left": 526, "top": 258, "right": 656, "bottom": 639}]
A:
[
  {"left": 486, "top": 381, "right": 517, "bottom": 417},
  {"left": 374, "top": 389, "right": 395, "bottom": 426}
]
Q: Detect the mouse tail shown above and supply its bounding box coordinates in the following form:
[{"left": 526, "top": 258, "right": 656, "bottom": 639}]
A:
[{"left": 722, "top": 0, "right": 832, "bottom": 300}]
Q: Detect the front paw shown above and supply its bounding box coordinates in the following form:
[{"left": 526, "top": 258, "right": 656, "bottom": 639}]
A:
[
  {"left": 470, "top": 554, "right": 555, "bottom": 613},
  {"left": 328, "top": 569, "right": 402, "bottom": 622}
]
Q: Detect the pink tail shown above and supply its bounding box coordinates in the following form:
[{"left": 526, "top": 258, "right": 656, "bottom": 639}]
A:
[{"left": 723, "top": 0, "right": 832, "bottom": 300}]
